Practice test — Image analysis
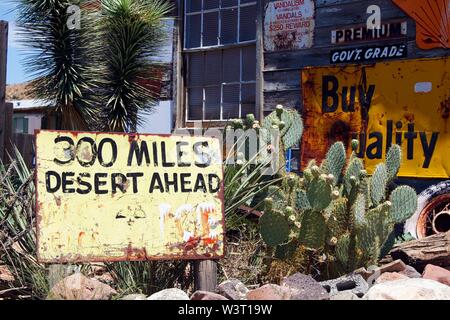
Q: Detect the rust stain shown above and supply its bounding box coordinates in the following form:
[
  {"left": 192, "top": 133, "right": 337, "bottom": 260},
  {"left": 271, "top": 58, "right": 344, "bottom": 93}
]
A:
[
  {"left": 440, "top": 97, "right": 450, "bottom": 120},
  {"left": 404, "top": 112, "right": 415, "bottom": 123},
  {"left": 78, "top": 232, "right": 85, "bottom": 247}
]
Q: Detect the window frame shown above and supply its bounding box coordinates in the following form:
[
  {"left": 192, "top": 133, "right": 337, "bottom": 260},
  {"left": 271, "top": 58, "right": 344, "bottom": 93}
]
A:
[
  {"left": 13, "top": 115, "right": 29, "bottom": 134},
  {"left": 183, "top": 0, "right": 258, "bottom": 123},
  {"left": 183, "top": 0, "right": 257, "bottom": 50}
]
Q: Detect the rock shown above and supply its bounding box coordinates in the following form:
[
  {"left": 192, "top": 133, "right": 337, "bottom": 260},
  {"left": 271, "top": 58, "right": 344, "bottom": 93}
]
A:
[
  {"left": 320, "top": 274, "right": 369, "bottom": 298},
  {"left": 121, "top": 294, "right": 147, "bottom": 300},
  {"left": 380, "top": 231, "right": 450, "bottom": 272},
  {"left": 217, "top": 279, "right": 249, "bottom": 300},
  {"left": 246, "top": 284, "right": 297, "bottom": 300},
  {"left": 147, "top": 288, "right": 189, "bottom": 300},
  {"left": 191, "top": 291, "right": 228, "bottom": 300},
  {"left": 354, "top": 267, "right": 374, "bottom": 281},
  {"left": 377, "top": 259, "right": 406, "bottom": 273},
  {"left": 365, "top": 278, "right": 450, "bottom": 300},
  {"left": 0, "top": 265, "right": 14, "bottom": 283},
  {"left": 399, "top": 265, "right": 422, "bottom": 279},
  {"left": 330, "top": 291, "right": 361, "bottom": 300},
  {"left": 422, "top": 264, "right": 450, "bottom": 286},
  {"left": 281, "top": 273, "right": 329, "bottom": 300},
  {"left": 375, "top": 272, "right": 409, "bottom": 284},
  {"left": 47, "top": 273, "right": 117, "bottom": 300}
]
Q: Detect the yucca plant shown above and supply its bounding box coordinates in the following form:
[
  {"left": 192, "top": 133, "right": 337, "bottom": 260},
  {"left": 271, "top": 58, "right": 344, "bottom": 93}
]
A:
[
  {"left": 16, "top": 0, "right": 172, "bottom": 132},
  {"left": 16, "top": 0, "right": 99, "bottom": 130},
  {"left": 0, "top": 148, "right": 48, "bottom": 299},
  {"left": 94, "top": 0, "right": 172, "bottom": 132}
]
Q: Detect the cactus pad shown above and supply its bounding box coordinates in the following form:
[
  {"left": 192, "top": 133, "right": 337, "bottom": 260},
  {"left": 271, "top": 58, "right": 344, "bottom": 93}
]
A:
[
  {"left": 370, "top": 164, "right": 388, "bottom": 205},
  {"left": 386, "top": 144, "right": 402, "bottom": 182},
  {"left": 260, "top": 210, "right": 290, "bottom": 247},
  {"left": 322, "top": 142, "right": 346, "bottom": 185},
  {"left": 389, "top": 186, "right": 418, "bottom": 223}
]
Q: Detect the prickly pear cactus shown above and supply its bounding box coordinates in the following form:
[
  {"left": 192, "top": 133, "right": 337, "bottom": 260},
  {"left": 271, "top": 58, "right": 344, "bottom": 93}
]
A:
[
  {"left": 259, "top": 207, "right": 291, "bottom": 247},
  {"left": 386, "top": 144, "right": 402, "bottom": 182},
  {"left": 262, "top": 105, "right": 304, "bottom": 150},
  {"left": 321, "top": 142, "right": 346, "bottom": 186},
  {"left": 389, "top": 185, "right": 418, "bottom": 224},
  {"left": 260, "top": 138, "right": 418, "bottom": 278}
]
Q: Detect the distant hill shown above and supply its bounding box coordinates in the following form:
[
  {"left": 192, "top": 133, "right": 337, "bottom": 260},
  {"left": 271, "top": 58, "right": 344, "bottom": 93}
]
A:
[{"left": 6, "top": 83, "right": 32, "bottom": 101}]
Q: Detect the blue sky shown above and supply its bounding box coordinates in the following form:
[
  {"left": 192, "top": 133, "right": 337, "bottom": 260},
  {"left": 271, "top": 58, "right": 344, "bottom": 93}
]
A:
[
  {"left": 0, "top": 2, "right": 173, "bottom": 85},
  {"left": 1, "top": 2, "right": 27, "bottom": 84}
]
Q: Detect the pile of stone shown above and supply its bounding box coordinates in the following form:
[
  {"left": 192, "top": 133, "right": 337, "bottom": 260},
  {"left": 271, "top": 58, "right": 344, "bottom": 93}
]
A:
[
  {"left": 115, "top": 260, "right": 450, "bottom": 301},
  {"left": 42, "top": 259, "right": 450, "bottom": 300}
]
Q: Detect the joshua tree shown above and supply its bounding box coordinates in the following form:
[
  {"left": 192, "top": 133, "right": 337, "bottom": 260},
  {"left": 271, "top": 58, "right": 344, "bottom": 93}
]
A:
[
  {"left": 16, "top": 0, "right": 97, "bottom": 130},
  {"left": 94, "top": 0, "right": 172, "bottom": 132},
  {"left": 16, "top": 0, "right": 171, "bottom": 132}
]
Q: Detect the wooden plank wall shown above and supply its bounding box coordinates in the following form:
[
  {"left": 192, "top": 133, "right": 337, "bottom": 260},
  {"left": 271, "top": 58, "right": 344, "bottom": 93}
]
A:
[
  {"left": 13, "top": 133, "right": 35, "bottom": 168},
  {"left": 262, "top": 0, "right": 449, "bottom": 114}
]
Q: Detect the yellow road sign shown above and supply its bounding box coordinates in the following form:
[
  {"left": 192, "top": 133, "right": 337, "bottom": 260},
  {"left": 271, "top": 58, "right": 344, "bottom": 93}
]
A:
[
  {"left": 302, "top": 57, "right": 450, "bottom": 178},
  {"left": 36, "top": 131, "right": 225, "bottom": 263}
]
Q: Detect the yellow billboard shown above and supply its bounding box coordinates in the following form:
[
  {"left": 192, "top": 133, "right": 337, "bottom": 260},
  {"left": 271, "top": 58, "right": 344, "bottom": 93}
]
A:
[
  {"left": 35, "top": 131, "right": 225, "bottom": 263},
  {"left": 301, "top": 57, "right": 450, "bottom": 178}
]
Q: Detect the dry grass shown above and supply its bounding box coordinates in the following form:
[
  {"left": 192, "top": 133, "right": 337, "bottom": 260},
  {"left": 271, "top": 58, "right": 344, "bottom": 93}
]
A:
[{"left": 218, "top": 226, "right": 267, "bottom": 288}]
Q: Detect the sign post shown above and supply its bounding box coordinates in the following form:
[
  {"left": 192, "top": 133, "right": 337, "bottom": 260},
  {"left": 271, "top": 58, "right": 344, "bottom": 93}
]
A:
[
  {"left": 0, "top": 21, "right": 8, "bottom": 162},
  {"left": 35, "top": 131, "right": 225, "bottom": 289}
]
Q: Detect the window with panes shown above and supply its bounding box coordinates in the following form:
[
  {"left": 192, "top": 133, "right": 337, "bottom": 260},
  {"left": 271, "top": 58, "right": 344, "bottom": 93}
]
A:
[{"left": 184, "top": 0, "right": 257, "bottom": 121}]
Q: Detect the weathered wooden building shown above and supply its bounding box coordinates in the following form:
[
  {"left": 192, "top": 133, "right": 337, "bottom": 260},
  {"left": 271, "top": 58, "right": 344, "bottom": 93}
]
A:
[{"left": 170, "top": 0, "right": 449, "bottom": 173}]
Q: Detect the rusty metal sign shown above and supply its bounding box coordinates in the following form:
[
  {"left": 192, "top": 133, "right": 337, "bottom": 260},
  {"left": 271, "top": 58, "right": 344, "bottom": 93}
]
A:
[
  {"left": 301, "top": 57, "right": 450, "bottom": 178},
  {"left": 35, "top": 130, "right": 225, "bottom": 263},
  {"left": 392, "top": 0, "right": 450, "bottom": 50},
  {"left": 264, "top": 0, "right": 315, "bottom": 51}
]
